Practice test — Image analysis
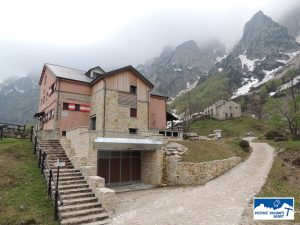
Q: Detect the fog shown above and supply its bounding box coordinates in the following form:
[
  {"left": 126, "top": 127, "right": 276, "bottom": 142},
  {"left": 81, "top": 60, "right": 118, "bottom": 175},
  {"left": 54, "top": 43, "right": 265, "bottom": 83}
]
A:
[{"left": 0, "top": 0, "right": 299, "bottom": 81}]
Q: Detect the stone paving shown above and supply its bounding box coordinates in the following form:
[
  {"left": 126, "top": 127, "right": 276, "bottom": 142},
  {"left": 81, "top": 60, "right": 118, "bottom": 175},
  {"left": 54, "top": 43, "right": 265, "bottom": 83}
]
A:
[{"left": 110, "top": 140, "right": 274, "bottom": 225}]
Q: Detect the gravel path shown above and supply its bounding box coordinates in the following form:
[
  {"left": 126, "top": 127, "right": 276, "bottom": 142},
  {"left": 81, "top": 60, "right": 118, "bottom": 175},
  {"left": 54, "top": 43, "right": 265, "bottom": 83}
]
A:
[{"left": 110, "top": 140, "right": 274, "bottom": 225}]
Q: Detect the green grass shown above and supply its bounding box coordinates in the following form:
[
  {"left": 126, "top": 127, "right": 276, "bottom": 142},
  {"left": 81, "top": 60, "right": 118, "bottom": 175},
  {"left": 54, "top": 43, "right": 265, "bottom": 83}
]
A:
[
  {"left": 257, "top": 140, "right": 300, "bottom": 223},
  {"left": 169, "top": 73, "right": 231, "bottom": 114},
  {"left": 178, "top": 139, "right": 250, "bottom": 163},
  {"left": 0, "top": 139, "right": 59, "bottom": 225},
  {"left": 190, "top": 116, "right": 267, "bottom": 138}
]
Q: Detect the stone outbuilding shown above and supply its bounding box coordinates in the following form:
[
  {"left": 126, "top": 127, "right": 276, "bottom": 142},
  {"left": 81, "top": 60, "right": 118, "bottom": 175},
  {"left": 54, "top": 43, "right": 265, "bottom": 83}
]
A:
[{"left": 203, "top": 99, "right": 241, "bottom": 120}]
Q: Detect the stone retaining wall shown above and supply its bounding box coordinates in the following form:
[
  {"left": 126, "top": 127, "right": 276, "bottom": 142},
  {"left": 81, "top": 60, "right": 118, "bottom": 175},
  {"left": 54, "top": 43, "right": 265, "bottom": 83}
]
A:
[{"left": 165, "top": 154, "right": 241, "bottom": 185}]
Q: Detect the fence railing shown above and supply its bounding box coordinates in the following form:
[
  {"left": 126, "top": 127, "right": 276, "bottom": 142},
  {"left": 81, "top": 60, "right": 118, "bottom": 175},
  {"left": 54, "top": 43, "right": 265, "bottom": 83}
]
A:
[{"left": 31, "top": 127, "right": 63, "bottom": 220}]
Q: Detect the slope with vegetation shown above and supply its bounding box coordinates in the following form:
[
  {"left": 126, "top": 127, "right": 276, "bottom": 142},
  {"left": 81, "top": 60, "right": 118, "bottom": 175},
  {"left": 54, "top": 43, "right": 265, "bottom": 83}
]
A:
[
  {"left": 169, "top": 73, "right": 231, "bottom": 115},
  {"left": 0, "top": 139, "right": 58, "bottom": 225}
]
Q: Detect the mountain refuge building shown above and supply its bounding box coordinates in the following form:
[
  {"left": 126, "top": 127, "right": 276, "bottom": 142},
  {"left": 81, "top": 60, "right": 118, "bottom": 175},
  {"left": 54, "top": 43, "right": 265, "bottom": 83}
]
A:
[{"left": 34, "top": 63, "right": 181, "bottom": 187}]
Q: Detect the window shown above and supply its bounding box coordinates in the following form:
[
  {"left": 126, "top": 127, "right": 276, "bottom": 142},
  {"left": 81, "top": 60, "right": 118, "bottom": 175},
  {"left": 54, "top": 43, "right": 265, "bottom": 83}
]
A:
[
  {"left": 75, "top": 104, "right": 80, "bottom": 111},
  {"left": 44, "top": 75, "right": 47, "bottom": 85},
  {"left": 90, "top": 116, "right": 96, "bottom": 130},
  {"left": 130, "top": 85, "right": 137, "bottom": 95},
  {"left": 130, "top": 108, "right": 137, "bottom": 117},
  {"left": 229, "top": 106, "right": 232, "bottom": 110},
  {"left": 63, "top": 102, "right": 69, "bottom": 110},
  {"left": 129, "top": 128, "right": 138, "bottom": 134},
  {"left": 62, "top": 131, "right": 66, "bottom": 136}
]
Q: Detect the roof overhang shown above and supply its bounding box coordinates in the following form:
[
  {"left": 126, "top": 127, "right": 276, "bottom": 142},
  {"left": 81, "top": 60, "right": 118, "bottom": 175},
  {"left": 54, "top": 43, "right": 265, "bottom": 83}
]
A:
[
  {"left": 34, "top": 111, "right": 45, "bottom": 118},
  {"left": 166, "top": 112, "right": 178, "bottom": 121},
  {"left": 94, "top": 137, "right": 162, "bottom": 151}
]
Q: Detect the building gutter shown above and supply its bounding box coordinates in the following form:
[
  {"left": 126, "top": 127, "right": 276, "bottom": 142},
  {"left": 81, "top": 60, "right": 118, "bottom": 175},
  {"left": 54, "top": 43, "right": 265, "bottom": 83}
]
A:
[
  {"left": 147, "top": 88, "right": 153, "bottom": 130},
  {"left": 102, "top": 79, "right": 107, "bottom": 137},
  {"left": 55, "top": 79, "right": 60, "bottom": 136}
]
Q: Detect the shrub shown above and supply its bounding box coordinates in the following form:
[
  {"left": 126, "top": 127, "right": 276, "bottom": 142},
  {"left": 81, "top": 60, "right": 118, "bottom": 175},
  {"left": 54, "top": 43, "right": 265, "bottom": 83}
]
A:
[
  {"left": 239, "top": 140, "right": 250, "bottom": 152},
  {"left": 265, "top": 130, "right": 283, "bottom": 140}
]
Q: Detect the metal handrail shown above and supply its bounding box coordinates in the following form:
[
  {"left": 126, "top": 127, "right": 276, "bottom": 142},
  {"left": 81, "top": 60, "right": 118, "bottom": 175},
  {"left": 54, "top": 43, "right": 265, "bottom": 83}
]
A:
[{"left": 32, "top": 128, "right": 64, "bottom": 220}]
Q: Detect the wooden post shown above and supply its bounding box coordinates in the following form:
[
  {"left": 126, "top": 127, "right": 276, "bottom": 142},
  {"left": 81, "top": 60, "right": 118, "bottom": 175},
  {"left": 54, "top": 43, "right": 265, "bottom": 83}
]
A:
[
  {"left": 38, "top": 148, "right": 42, "bottom": 168},
  {"left": 33, "top": 136, "right": 37, "bottom": 154},
  {"left": 30, "top": 126, "right": 34, "bottom": 141},
  {"left": 48, "top": 169, "right": 52, "bottom": 196},
  {"left": 41, "top": 152, "right": 46, "bottom": 173},
  {"left": 54, "top": 166, "right": 60, "bottom": 220},
  {"left": 0, "top": 127, "right": 3, "bottom": 140}
]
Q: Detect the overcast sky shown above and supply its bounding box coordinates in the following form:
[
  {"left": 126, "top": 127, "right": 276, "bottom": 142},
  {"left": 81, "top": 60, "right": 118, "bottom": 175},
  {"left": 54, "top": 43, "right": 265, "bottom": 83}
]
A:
[{"left": 0, "top": 0, "right": 299, "bottom": 82}]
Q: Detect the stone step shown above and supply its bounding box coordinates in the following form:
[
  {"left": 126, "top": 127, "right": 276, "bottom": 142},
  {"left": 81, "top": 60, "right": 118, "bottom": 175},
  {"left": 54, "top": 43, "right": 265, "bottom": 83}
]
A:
[
  {"left": 49, "top": 165, "right": 74, "bottom": 169},
  {"left": 59, "top": 183, "right": 89, "bottom": 190},
  {"left": 60, "top": 188, "right": 92, "bottom": 195},
  {"left": 59, "top": 202, "right": 102, "bottom": 213},
  {"left": 62, "top": 197, "right": 98, "bottom": 206},
  {"left": 45, "top": 171, "right": 82, "bottom": 177},
  {"left": 83, "top": 219, "right": 111, "bottom": 225},
  {"left": 61, "top": 207, "right": 105, "bottom": 220},
  {"left": 59, "top": 176, "right": 84, "bottom": 182},
  {"left": 59, "top": 180, "right": 86, "bottom": 186},
  {"left": 45, "top": 169, "right": 80, "bottom": 174},
  {"left": 62, "top": 192, "right": 95, "bottom": 200},
  {"left": 61, "top": 212, "right": 109, "bottom": 225}
]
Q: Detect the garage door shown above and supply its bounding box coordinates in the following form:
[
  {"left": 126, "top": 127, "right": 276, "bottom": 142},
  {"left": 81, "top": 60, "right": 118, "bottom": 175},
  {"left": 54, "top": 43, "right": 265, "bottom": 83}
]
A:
[{"left": 98, "top": 151, "right": 141, "bottom": 186}]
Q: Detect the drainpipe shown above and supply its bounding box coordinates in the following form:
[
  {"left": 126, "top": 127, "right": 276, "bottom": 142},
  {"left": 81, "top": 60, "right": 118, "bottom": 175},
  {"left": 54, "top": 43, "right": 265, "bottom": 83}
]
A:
[
  {"left": 102, "top": 79, "right": 107, "bottom": 137},
  {"left": 55, "top": 79, "right": 60, "bottom": 138},
  {"left": 147, "top": 88, "right": 153, "bottom": 131}
]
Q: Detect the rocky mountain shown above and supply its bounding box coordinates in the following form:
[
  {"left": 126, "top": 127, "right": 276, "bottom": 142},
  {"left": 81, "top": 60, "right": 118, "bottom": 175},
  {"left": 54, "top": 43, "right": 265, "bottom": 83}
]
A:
[
  {"left": 217, "top": 11, "right": 300, "bottom": 98},
  {"left": 138, "top": 39, "right": 226, "bottom": 97},
  {"left": 0, "top": 76, "right": 39, "bottom": 124}
]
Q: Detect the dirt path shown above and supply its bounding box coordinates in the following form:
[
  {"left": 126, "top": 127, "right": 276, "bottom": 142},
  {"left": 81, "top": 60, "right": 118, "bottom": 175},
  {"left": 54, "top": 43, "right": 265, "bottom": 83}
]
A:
[{"left": 110, "top": 140, "right": 274, "bottom": 225}]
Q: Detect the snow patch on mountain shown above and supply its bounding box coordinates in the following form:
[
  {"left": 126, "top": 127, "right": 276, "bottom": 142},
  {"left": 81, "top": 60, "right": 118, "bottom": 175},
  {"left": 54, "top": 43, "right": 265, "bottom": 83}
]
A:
[
  {"left": 14, "top": 85, "right": 25, "bottom": 93},
  {"left": 4, "top": 89, "right": 14, "bottom": 96},
  {"left": 169, "top": 76, "right": 200, "bottom": 103},
  {"left": 174, "top": 68, "right": 182, "bottom": 72},
  {"left": 231, "top": 77, "right": 259, "bottom": 99},
  {"left": 215, "top": 54, "right": 227, "bottom": 63},
  {"left": 270, "top": 75, "right": 300, "bottom": 96},
  {"left": 296, "top": 35, "right": 300, "bottom": 43},
  {"left": 238, "top": 52, "right": 259, "bottom": 72},
  {"left": 286, "top": 51, "right": 300, "bottom": 59}
]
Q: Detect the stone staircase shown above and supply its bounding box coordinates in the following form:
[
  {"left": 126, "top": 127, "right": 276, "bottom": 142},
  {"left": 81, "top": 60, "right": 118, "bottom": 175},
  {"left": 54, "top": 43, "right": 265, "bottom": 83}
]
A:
[{"left": 40, "top": 140, "right": 110, "bottom": 225}]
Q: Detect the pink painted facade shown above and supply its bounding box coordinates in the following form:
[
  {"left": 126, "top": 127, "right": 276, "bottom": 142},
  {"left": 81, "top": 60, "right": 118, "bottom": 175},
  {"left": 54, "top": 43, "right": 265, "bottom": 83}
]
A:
[{"left": 149, "top": 95, "right": 167, "bottom": 130}]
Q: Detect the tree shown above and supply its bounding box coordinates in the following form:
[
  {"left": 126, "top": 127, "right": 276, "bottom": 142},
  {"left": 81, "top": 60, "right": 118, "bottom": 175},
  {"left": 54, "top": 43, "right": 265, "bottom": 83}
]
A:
[
  {"left": 248, "top": 86, "right": 268, "bottom": 119},
  {"left": 267, "top": 68, "right": 300, "bottom": 139}
]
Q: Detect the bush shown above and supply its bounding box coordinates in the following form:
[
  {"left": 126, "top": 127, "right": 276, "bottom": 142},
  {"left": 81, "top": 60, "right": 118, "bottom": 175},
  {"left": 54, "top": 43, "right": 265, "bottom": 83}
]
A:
[
  {"left": 265, "top": 130, "right": 283, "bottom": 140},
  {"left": 239, "top": 140, "right": 250, "bottom": 152},
  {"left": 274, "top": 136, "right": 288, "bottom": 142}
]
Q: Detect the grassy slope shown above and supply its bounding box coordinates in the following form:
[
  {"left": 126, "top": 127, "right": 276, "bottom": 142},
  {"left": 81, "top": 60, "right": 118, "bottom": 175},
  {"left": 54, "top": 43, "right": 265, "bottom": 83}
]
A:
[
  {"left": 169, "top": 73, "right": 231, "bottom": 115},
  {"left": 0, "top": 139, "right": 59, "bottom": 225},
  {"left": 257, "top": 140, "right": 300, "bottom": 223},
  {"left": 178, "top": 139, "right": 250, "bottom": 163},
  {"left": 190, "top": 116, "right": 267, "bottom": 137}
]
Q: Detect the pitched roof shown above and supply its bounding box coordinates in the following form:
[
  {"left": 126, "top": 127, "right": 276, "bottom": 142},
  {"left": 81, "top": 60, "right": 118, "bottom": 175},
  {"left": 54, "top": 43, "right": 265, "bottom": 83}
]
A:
[
  {"left": 45, "top": 63, "right": 93, "bottom": 83},
  {"left": 42, "top": 64, "right": 154, "bottom": 89},
  {"left": 150, "top": 89, "right": 168, "bottom": 98},
  {"left": 91, "top": 65, "right": 154, "bottom": 88}
]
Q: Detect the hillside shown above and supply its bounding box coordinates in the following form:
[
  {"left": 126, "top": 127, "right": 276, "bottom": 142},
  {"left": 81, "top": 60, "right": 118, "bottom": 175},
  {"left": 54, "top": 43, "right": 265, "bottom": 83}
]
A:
[
  {"left": 169, "top": 73, "right": 230, "bottom": 115},
  {"left": 0, "top": 139, "right": 58, "bottom": 225}
]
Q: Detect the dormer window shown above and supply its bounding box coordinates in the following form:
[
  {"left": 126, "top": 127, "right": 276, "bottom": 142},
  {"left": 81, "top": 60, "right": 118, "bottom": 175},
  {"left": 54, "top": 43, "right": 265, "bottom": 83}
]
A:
[{"left": 130, "top": 85, "right": 137, "bottom": 95}]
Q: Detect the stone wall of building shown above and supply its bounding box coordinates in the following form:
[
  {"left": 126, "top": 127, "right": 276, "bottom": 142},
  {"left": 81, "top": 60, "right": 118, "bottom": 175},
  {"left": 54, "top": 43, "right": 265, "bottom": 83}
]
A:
[
  {"left": 141, "top": 150, "right": 164, "bottom": 185},
  {"left": 164, "top": 146, "right": 241, "bottom": 185}
]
